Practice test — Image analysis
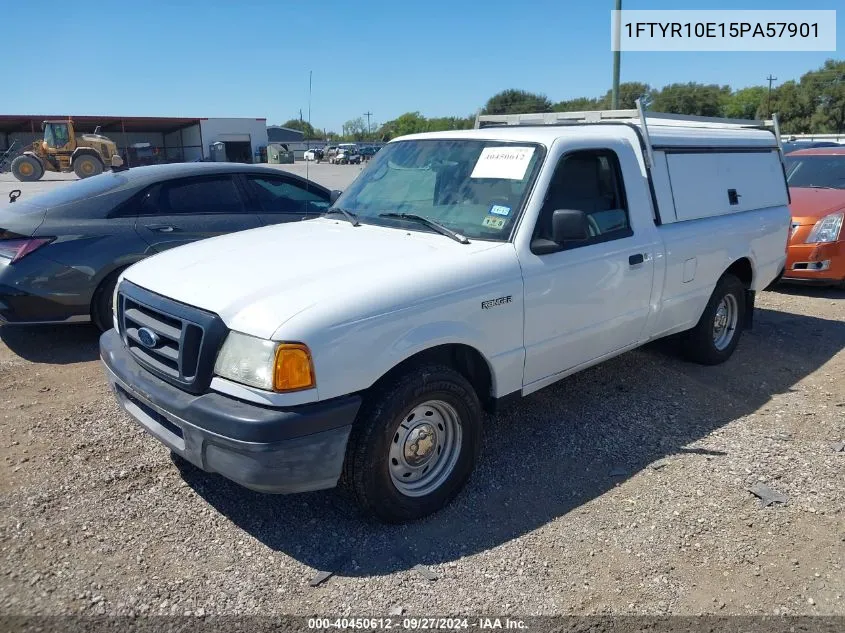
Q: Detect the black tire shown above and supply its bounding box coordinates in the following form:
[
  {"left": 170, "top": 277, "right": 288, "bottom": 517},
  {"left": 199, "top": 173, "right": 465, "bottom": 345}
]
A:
[
  {"left": 91, "top": 269, "right": 125, "bottom": 332},
  {"left": 343, "top": 363, "right": 483, "bottom": 523},
  {"left": 73, "top": 154, "right": 103, "bottom": 179},
  {"left": 11, "top": 155, "right": 44, "bottom": 182},
  {"left": 682, "top": 273, "right": 746, "bottom": 365}
]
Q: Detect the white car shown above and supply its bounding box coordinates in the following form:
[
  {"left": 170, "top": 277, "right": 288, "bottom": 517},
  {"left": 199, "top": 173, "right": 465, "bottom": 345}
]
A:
[
  {"left": 101, "top": 105, "right": 789, "bottom": 522},
  {"left": 329, "top": 148, "right": 361, "bottom": 165}
]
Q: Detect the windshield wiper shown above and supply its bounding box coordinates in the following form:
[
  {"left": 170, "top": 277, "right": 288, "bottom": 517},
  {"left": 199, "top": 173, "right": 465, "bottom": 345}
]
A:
[
  {"left": 324, "top": 207, "right": 360, "bottom": 226},
  {"left": 807, "top": 185, "right": 836, "bottom": 189},
  {"left": 379, "top": 213, "right": 469, "bottom": 244}
]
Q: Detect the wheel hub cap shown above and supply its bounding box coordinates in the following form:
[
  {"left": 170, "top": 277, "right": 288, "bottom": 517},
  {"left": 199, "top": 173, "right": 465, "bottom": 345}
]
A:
[
  {"left": 404, "top": 423, "right": 437, "bottom": 466},
  {"left": 712, "top": 295, "right": 738, "bottom": 351},
  {"left": 388, "top": 400, "right": 463, "bottom": 498}
]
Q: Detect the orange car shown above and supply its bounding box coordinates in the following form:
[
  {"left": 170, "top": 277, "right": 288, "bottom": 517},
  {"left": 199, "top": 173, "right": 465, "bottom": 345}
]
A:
[{"left": 782, "top": 147, "right": 845, "bottom": 287}]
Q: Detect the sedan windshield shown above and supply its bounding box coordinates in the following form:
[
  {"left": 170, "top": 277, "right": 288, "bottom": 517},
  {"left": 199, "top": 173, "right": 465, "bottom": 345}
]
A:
[
  {"left": 785, "top": 155, "right": 845, "bottom": 189},
  {"left": 332, "top": 139, "right": 544, "bottom": 241}
]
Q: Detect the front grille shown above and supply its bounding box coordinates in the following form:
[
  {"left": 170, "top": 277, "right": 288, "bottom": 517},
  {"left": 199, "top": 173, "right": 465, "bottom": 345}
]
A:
[{"left": 117, "top": 281, "right": 227, "bottom": 394}]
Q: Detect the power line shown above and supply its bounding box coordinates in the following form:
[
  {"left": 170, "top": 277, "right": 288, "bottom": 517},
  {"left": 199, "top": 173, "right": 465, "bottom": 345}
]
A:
[{"left": 363, "top": 111, "right": 373, "bottom": 135}]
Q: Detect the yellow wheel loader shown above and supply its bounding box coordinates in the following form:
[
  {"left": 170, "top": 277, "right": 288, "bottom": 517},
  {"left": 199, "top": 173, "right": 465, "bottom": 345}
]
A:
[{"left": 11, "top": 120, "right": 124, "bottom": 182}]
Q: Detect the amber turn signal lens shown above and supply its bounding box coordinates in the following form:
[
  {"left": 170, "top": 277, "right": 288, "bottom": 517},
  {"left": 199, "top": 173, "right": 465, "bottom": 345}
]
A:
[{"left": 273, "top": 344, "right": 315, "bottom": 392}]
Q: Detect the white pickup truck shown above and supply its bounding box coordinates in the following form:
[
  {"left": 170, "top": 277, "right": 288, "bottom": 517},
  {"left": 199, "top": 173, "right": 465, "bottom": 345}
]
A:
[{"left": 100, "top": 105, "right": 790, "bottom": 522}]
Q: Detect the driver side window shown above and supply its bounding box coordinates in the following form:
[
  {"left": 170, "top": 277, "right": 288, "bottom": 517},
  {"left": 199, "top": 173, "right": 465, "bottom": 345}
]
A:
[{"left": 533, "top": 149, "right": 632, "bottom": 250}]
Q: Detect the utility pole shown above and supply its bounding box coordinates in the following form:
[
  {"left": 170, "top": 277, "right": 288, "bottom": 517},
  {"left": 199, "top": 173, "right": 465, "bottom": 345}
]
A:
[
  {"left": 611, "top": 0, "right": 622, "bottom": 109},
  {"left": 766, "top": 74, "right": 777, "bottom": 117},
  {"left": 363, "top": 111, "right": 373, "bottom": 137}
]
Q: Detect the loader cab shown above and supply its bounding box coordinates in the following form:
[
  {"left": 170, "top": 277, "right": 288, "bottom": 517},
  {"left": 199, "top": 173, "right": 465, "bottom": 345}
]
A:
[{"left": 41, "top": 121, "right": 74, "bottom": 150}]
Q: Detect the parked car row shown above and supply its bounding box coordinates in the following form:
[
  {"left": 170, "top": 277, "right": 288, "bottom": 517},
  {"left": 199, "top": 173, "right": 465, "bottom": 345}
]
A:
[{"left": 303, "top": 145, "right": 383, "bottom": 163}]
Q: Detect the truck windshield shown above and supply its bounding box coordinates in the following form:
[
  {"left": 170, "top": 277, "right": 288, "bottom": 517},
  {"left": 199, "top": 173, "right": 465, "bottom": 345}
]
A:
[
  {"left": 785, "top": 155, "right": 845, "bottom": 189},
  {"left": 332, "top": 139, "right": 544, "bottom": 241}
]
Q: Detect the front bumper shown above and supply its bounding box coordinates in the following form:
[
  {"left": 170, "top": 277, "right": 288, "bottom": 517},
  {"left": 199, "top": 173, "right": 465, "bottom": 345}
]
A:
[
  {"left": 100, "top": 329, "right": 361, "bottom": 494},
  {"left": 784, "top": 236, "right": 845, "bottom": 285}
]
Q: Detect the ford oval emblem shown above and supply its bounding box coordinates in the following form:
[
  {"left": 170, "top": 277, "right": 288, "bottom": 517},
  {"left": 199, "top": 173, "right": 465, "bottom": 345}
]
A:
[{"left": 137, "top": 327, "right": 159, "bottom": 348}]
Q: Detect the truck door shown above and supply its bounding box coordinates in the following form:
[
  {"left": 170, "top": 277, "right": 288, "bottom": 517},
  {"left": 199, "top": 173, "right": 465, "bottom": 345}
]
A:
[{"left": 520, "top": 144, "right": 658, "bottom": 388}]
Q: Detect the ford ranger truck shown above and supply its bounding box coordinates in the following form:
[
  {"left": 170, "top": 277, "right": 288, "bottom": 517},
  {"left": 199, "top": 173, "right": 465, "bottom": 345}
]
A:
[{"left": 100, "top": 109, "right": 790, "bottom": 522}]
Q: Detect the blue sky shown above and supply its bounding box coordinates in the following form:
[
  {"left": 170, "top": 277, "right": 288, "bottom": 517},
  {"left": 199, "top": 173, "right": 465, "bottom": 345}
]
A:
[{"left": 3, "top": 0, "right": 841, "bottom": 132}]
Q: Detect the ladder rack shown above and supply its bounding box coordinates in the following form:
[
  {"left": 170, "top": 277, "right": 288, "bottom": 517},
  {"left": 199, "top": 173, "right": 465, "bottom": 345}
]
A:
[{"left": 474, "top": 99, "right": 784, "bottom": 163}]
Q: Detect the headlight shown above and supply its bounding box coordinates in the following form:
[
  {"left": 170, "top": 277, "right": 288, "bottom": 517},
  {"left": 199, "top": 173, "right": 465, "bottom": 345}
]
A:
[
  {"left": 805, "top": 212, "right": 843, "bottom": 244},
  {"left": 213, "top": 331, "right": 315, "bottom": 392}
]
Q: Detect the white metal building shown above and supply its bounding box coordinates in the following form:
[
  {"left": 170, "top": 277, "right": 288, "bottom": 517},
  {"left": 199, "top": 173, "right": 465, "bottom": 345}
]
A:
[{"left": 0, "top": 115, "right": 269, "bottom": 164}]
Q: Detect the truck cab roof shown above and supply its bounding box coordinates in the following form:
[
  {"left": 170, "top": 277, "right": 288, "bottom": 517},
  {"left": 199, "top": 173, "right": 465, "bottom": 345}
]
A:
[{"left": 396, "top": 121, "right": 778, "bottom": 150}]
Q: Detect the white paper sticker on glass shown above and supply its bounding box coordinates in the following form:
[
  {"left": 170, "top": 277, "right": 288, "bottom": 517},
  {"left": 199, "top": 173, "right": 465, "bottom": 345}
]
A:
[{"left": 471, "top": 147, "right": 535, "bottom": 180}]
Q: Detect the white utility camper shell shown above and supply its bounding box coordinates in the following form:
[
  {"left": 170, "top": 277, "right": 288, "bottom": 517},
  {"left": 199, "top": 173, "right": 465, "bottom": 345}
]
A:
[{"left": 476, "top": 102, "right": 787, "bottom": 225}]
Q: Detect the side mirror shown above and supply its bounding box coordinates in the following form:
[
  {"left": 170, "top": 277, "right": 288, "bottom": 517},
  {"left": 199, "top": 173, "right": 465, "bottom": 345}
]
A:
[
  {"left": 532, "top": 209, "right": 590, "bottom": 255},
  {"left": 551, "top": 209, "right": 590, "bottom": 243},
  {"left": 329, "top": 189, "right": 342, "bottom": 204}
]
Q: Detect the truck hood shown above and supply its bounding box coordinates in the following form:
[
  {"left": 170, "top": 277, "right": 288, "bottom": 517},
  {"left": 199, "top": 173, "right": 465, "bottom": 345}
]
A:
[
  {"left": 122, "top": 217, "right": 509, "bottom": 339},
  {"left": 789, "top": 187, "right": 845, "bottom": 225}
]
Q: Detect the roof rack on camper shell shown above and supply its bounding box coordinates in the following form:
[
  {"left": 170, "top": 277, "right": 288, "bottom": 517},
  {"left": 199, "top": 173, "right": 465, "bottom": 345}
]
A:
[{"left": 474, "top": 99, "right": 784, "bottom": 165}]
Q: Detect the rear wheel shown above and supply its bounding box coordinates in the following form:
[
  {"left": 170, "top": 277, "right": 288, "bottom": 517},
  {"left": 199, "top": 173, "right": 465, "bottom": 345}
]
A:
[
  {"left": 682, "top": 273, "right": 746, "bottom": 365},
  {"left": 73, "top": 154, "right": 103, "bottom": 179},
  {"left": 344, "top": 364, "right": 483, "bottom": 523},
  {"left": 11, "top": 155, "right": 44, "bottom": 182}
]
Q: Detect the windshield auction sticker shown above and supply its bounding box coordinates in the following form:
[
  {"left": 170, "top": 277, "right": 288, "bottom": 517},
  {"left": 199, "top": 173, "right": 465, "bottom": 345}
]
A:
[{"left": 471, "top": 147, "right": 535, "bottom": 180}]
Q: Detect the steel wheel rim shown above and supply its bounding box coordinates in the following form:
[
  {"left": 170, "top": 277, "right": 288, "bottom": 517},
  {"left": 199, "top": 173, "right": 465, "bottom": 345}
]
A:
[
  {"left": 712, "top": 294, "right": 738, "bottom": 351},
  {"left": 19, "top": 162, "right": 33, "bottom": 176},
  {"left": 388, "top": 399, "right": 462, "bottom": 498}
]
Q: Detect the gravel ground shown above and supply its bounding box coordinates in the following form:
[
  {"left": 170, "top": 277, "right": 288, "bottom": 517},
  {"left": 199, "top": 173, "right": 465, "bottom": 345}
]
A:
[{"left": 1, "top": 285, "right": 842, "bottom": 618}]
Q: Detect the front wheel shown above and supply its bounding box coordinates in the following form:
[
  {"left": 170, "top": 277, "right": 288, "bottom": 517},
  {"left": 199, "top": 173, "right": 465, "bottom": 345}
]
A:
[
  {"left": 73, "top": 155, "right": 103, "bottom": 179},
  {"left": 343, "top": 364, "right": 483, "bottom": 523},
  {"left": 682, "top": 273, "right": 746, "bottom": 365},
  {"left": 91, "top": 268, "right": 125, "bottom": 332}
]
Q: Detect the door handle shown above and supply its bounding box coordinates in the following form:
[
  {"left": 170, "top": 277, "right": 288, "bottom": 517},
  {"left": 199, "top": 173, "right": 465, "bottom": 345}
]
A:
[
  {"left": 628, "top": 253, "right": 644, "bottom": 266},
  {"left": 145, "top": 224, "right": 176, "bottom": 233}
]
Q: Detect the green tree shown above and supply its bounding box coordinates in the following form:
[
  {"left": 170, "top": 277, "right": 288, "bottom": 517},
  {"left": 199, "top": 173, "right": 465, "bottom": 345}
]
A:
[
  {"left": 763, "top": 80, "right": 812, "bottom": 133},
  {"left": 650, "top": 83, "right": 731, "bottom": 116},
  {"left": 724, "top": 86, "right": 767, "bottom": 119},
  {"left": 598, "top": 82, "right": 651, "bottom": 109},
  {"left": 552, "top": 96, "right": 603, "bottom": 112},
  {"left": 342, "top": 117, "right": 368, "bottom": 141},
  {"left": 552, "top": 83, "right": 649, "bottom": 112},
  {"left": 376, "top": 112, "right": 475, "bottom": 140},
  {"left": 803, "top": 59, "right": 845, "bottom": 133},
  {"left": 482, "top": 89, "right": 552, "bottom": 115},
  {"left": 281, "top": 119, "right": 318, "bottom": 139},
  {"left": 427, "top": 115, "right": 475, "bottom": 131}
]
